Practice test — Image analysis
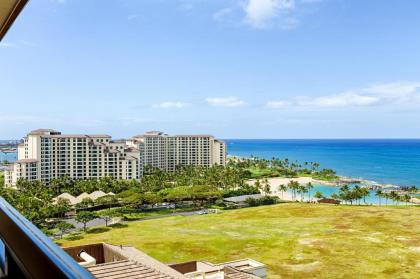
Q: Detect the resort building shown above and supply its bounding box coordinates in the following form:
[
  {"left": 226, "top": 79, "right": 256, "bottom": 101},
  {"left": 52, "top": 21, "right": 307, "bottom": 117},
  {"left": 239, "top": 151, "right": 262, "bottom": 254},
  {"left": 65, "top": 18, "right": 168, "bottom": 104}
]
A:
[
  {"left": 128, "top": 131, "right": 227, "bottom": 173},
  {"left": 5, "top": 129, "right": 140, "bottom": 186},
  {"left": 5, "top": 129, "right": 226, "bottom": 186},
  {"left": 63, "top": 243, "right": 266, "bottom": 279}
]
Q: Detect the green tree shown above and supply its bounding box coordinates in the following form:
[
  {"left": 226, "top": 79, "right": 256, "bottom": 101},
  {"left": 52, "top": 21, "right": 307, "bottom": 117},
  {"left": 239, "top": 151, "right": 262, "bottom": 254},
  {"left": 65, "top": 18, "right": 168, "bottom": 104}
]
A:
[
  {"left": 98, "top": 211, "right": 114, "bottom": 227},
  {"left": 375, "top": 190, "right": 383, "bottom": 206},
  {"left": 330, "top": 193, "right": 339, "bottom": 201},
  {"left": 314, "top": 191, "right": 324, "bottom": 200},
  {"left": 287, "top": 180, "right": 299, "bottom": 200},
  {"left": 75, "top": 211, "right": 97, "bottom": 231},
  {"left": 55, "top": 198, "right": 72, "bottom": 217},
  {"left": 402, "top": 194, "right": 411, "bottom": 205},
  {"left": 278, "top": 184, "right": 287, "bottom": 200},
  {"left": 76, "top": 197, "right": 94, "bottom": 210},
  {"left": 306, "top": 182, "right": 313, "bottom": 201},
  {"left": 56, "top": 222, "right": 74, "bottom": 239},
  {"left": 262, "top": 178, "right": 271, "bottom": 195},
  {"left": 95, "top": 195, "right": 118, "bottom": 209}
]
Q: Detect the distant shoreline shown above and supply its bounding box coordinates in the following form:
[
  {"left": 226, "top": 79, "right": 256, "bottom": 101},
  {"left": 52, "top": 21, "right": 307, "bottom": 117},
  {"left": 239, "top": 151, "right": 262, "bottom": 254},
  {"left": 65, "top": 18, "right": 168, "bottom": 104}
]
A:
[{"left": 227, "top": 154, "right": 410, "bottom": 190}]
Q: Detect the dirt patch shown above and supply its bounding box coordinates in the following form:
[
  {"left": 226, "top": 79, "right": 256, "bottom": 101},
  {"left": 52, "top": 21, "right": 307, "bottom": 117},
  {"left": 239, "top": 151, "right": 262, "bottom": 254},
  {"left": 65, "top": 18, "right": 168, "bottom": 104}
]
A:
[
  {"left": 225, "top": 231, "right": 242, "bottom": 238},
  {"left": 394, "top": 236, "right": 410, "bottom": 241},
  {"left": 409, "top": 247, "right": 420, "bottom": 253},
  {"left": 294, "top": 253, "right": 306, "bottom": 260},
  {"left": 283, "top": 261, "right": 322, "bottom": 272},
  {"left": 334, "top": 223, "right": 351, "bottom": 230},
  {"left": 298, "top": 238, "right": 321, "bottom": 247},
  {"left": 361, "top": 236, "right": 382, "bottom": 243}
]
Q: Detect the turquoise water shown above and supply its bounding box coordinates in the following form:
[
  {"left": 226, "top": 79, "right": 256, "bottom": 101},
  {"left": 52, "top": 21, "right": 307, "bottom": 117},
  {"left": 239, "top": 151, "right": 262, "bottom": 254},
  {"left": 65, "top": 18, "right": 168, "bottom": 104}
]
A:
[
  {"left": 226, "top": 139, "right": 420, "bottom": 187},
  {"left": 0, "top": 152, "right": 17, "bottom": 163},
  {"left": 287, "top": 184, "right": 392, "bottom": 205},
  {"left": 227, "top": 139, "right": 420, "bottom": 204}
]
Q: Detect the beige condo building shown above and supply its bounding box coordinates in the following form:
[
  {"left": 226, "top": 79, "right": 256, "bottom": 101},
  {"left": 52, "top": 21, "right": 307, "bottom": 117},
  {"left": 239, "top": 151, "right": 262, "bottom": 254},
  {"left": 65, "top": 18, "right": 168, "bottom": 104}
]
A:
[
  {"left": 128, "top": 131, "right": 227, "bottom": 173},
  {"left": 5, "top": 130, "right": 226, "bottom": 186},
  {"left": 5, "top": 129, "right": 140, "bottom": 186}
]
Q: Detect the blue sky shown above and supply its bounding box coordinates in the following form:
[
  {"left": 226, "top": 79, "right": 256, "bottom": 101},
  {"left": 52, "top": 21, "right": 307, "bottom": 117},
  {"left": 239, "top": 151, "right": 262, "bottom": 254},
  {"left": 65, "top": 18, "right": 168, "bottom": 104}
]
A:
[{"left": 1, "top": 0, "right": 420, "bottom": 139}]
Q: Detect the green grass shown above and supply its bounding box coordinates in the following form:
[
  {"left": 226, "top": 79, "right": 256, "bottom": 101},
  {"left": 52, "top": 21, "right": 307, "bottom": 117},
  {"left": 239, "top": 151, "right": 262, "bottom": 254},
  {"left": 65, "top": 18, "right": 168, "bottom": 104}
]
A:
[
  {"left": 58, "top": 204, "right": 420, "bottom": 278},
  {"left": 248, "top": 167, "right": 279, "bottom": 178}
]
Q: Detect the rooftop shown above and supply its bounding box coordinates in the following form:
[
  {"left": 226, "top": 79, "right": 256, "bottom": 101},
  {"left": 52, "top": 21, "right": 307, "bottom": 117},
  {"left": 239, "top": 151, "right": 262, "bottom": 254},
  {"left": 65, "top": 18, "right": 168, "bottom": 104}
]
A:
[
  {"left": 133, "top": 132, "right": 215, "bottom": 139},
  {"left": 27, "top": 129, "right": 112, "bottom": 138},
  {"left": 63, "top": 243, "right": 186, "bottom": 279}
]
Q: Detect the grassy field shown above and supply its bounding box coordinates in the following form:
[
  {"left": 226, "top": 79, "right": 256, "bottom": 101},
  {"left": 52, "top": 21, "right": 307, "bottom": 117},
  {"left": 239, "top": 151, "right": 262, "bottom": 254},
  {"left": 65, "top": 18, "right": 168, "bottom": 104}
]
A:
[{"left": 58, "top": 204, "right": 420, "bottom": 278}]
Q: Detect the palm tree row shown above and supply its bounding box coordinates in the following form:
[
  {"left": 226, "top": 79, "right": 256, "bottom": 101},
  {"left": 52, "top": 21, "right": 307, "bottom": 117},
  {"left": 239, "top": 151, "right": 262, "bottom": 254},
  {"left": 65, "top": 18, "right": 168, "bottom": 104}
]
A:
[
  {"left": 271, "top": 181, "right": 314, "bottom": 202},
  {"left": 375, "top": 190, "right": 411, "bottom": 206}
]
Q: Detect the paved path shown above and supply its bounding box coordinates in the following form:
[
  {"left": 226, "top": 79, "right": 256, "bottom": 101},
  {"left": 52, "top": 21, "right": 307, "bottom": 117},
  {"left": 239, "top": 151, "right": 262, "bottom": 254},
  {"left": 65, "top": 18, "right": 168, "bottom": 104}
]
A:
[
  {"left": 53, "top": 210, "right": 207, "bottom": 239},
  {"left": 64, "top": 210, "right": 201, "bottom": 230}
]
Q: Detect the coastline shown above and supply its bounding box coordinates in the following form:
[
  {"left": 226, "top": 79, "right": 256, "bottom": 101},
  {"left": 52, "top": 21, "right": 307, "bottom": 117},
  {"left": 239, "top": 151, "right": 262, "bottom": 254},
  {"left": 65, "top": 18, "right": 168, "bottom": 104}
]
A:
[
  {"left": 228, "top": 155, "right": 404, "bottom": 190},
  {"left": 248, "top": 177, "right": 420, "bottom": 205}
]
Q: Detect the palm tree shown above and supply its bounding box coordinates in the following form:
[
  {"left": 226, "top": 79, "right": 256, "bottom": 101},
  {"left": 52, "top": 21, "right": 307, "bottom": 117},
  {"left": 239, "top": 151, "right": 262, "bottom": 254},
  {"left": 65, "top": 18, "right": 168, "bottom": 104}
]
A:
[
  {"left": 314, "top": 191, "right": 324, "bottom": 200},
  {"left": 296, "top": 186, "right": 303, "bottom": 202},
  {"left": 389, "top": 191, "right": 399, "bottom": 205},
  {"left": 254, "top": 179, "right": 262, "bottom": 192},
  {"left": 278, "top": 184, "right": 287, "bottom": 200},
  {"left": 331, "top": 193, "right": 340, "bottom": 201},
  {"left": 375, "top": 190, "right": 383, "bottom": 206},
  {"left": 384, "top": 192, "right": 389, "bottom": 206},
  {"left": 402, "top": 194, "right": 411, "bottom": 205},
  {"left": 262, "top": 178, "right": 271, "bottom": 195},
  {"left": 288, "top": 180, "right": 299, "bottom": 200},
  {"left": 306, "top": 182, "right": 313, "bottom": 201},
  {"left": 360, "top": 187, "right": 369, "bottom": 205},
  {"left": 296, "top": 185, "right": 307, "bottom": 202}
]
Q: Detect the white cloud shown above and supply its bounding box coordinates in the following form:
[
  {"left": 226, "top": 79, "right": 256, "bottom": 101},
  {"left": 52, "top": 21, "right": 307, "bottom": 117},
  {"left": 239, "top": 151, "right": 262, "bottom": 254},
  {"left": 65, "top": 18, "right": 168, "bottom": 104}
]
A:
[
  {"left": 296, "top": 91, "right": 380, "bottom": 107},
  {"left": 266, "top": 100, "right": 291, "bottom": 108},
  {"left": 127, "top": 14, "right": 139, "bottom": 21},
  {"left": 213, "top": 8, "right": 233, "bottom": 22},
  {"left": 151, "top": 101, "right": 188, "bottom": 109},
  {"left": 364, "top": 82, "right": 420, "bottom": 96},
  {"left": 243, "top": 0, "right": 295, "bottom": 28},
  {"left": 266, "top": 81, "right": 420, "bottom": 109},
  {"left": 0, "top": 42, "right": 16, "bottom": 48},
  {"left": 0, "top": 40, "right": 38, "bottom": 49},
  {"left": 206, "top": 97, "right": 246, "bottom": 107}
]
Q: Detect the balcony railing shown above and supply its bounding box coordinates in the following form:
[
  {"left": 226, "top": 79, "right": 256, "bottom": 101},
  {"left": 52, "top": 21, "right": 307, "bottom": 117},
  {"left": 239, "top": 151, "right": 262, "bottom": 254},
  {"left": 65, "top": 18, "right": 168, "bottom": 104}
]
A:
[{"left": 0, "top": 197, "right": 94, "bottom": 279}]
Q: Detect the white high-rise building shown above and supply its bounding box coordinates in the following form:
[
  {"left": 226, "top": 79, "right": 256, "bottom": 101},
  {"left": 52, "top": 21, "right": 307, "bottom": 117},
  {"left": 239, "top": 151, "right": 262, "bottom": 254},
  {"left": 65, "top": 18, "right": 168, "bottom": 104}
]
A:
[
  {"left": 128, "top": 131, "right": 227, "bottom": 173},
  {"left": 5, "top": 129, "right": 140, "bottom": 186},
  {"left": 5, "top": 130, "right": 227, "bottom": 187}
]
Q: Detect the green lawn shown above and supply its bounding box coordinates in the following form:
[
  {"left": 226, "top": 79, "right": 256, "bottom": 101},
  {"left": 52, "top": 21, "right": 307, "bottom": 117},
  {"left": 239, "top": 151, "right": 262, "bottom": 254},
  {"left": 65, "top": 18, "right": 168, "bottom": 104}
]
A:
[
  {"left": 248, "top": 167, "right": 278, "bottom": 178},
  {"left": 58, "top": 204, "right": 420, "bottom": 278}
]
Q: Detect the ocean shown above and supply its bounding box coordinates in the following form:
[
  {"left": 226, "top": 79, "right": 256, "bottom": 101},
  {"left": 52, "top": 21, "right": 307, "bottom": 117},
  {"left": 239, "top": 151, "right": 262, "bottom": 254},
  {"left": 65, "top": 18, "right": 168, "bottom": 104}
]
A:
[
  {"left": 226, "top": 139, "right": 420, "bottom": 204},
  {"left": 0, "top": 152, "right": 17, "bottom": 163},
  {"left": 226, "top": 139, "right": 420, "bottom": 187}
]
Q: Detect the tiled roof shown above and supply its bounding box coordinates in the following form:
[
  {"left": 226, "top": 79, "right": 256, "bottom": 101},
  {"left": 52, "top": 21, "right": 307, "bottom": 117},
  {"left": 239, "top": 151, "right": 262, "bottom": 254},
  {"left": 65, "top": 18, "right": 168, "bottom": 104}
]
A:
[
  {"left": 87, "top": 260, "right": 177, "bottom": 279},
  {"left": 29, "top": 129, "right": 59, "bottom": 134}
]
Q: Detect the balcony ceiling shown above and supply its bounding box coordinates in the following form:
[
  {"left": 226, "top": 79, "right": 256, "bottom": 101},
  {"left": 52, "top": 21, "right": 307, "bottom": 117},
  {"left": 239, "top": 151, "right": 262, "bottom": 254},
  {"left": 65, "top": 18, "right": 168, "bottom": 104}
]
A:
[{"left": 0, "top": 0, "right": 28, "bottom": 41}]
